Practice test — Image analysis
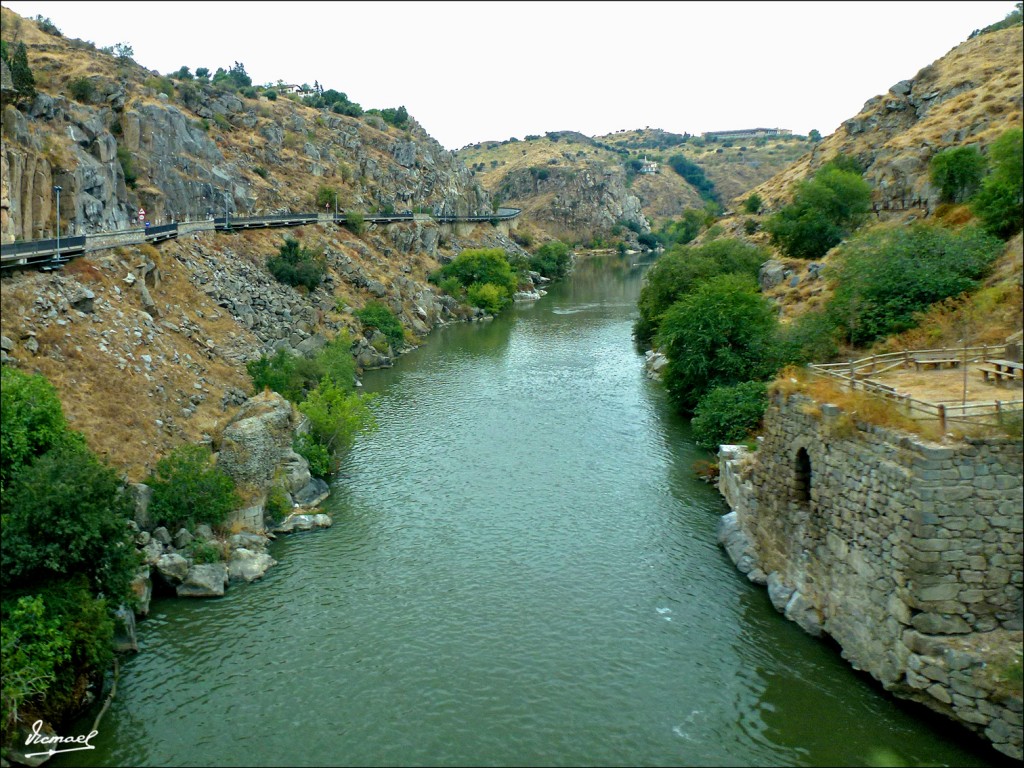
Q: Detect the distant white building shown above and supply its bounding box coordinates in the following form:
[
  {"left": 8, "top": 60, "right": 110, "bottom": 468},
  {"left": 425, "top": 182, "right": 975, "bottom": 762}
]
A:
[
  {"left": 639, "top": 156, "right": 660, "bottom": 174},
  {"left": 701, "top": 127, "right": 792, "bottom": 141}
]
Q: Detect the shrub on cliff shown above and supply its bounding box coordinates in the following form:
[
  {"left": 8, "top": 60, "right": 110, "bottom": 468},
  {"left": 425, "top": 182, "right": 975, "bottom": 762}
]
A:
[
  {"left": 0, "top": 368, "right": 73, "bottom": 495},
  {"left": 267, "top": 237, "right": 326, "bottom": 290},
  {"left": 764, "top": 157, "right": 871, "bottom": 259},
  {"left": 147, "top": 444, "right": 241, "bottom": 532},
  {"left": 298, "top": 378, "right": 377, "bottom": 474},
  {"left": 972, "top": 128, "right": 1023, "bottom": 239},
  {"left": 355, "top": 302, "right": 405, "bottom": 351},
  {"left": 827, "top": 223, "right": 1004, "bottom": 345}
]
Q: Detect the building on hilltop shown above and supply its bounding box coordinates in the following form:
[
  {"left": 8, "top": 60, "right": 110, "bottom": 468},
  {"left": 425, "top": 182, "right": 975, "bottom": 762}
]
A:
[
  {"left": 639, "top": 156, "right": 660, "bottom": 174},
  {"left": 702, "top": 127, "right": 792, "bottom": 141}
]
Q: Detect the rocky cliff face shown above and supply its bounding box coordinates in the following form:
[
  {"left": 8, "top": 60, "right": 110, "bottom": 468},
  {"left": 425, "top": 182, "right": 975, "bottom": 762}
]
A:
[
  {"left": 0, "top": 7, "right": 493, "bottom": 243},
  {"left": 743, "top": 24, "right": 1023, "bottom": 212},
  {"left": 496, "top": 160, "right": 649, "bottom": 243},
  {"left": 0, "top": 8, "right": 531, "bottom": 481}
]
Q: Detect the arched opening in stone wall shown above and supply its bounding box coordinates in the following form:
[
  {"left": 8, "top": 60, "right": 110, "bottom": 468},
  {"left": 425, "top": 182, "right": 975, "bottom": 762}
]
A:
[{"left": 794, "top": 447, "right": 812, "bottom": 506}]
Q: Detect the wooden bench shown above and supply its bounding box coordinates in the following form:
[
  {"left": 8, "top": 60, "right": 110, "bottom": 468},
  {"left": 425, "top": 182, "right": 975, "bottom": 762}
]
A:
[
  {"left": 912, "top": 356, "right": 960, "bottom": 371},
  {"left": 978, "top": 358, "right": 1023, "bottom": 386}
]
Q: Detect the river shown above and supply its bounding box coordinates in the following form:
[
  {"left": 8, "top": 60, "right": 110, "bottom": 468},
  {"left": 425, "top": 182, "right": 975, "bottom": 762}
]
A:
[{"left": 58, "top": 255, "right": 999, "bottom": 767}]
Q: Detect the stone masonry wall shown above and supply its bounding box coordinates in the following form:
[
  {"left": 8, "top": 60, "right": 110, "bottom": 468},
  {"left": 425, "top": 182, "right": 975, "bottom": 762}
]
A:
[{"left": 717, "top": 392, "right": 1023, "bottom": 759}]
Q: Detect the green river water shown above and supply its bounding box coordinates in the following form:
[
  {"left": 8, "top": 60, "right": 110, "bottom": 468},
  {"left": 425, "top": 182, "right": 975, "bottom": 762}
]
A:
[{"left": 56, "top": 255, "right": 1001, "bottom": 767}]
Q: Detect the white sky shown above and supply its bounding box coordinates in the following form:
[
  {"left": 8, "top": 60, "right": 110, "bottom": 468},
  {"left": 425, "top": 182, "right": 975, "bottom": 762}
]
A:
[{"left": 2, "top": 1, "right": 1017, "bottom": 150}]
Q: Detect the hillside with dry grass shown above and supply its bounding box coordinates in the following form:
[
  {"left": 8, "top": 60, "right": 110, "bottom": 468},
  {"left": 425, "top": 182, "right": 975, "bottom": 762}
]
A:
[{"left": 456, "top": 128, "right": 810, "bottom": 237}]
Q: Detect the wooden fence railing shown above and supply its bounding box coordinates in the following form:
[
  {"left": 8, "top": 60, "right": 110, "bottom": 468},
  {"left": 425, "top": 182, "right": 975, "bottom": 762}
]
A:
[{"left": 807, "top": 345, "right": 1023, "bottom": 433}]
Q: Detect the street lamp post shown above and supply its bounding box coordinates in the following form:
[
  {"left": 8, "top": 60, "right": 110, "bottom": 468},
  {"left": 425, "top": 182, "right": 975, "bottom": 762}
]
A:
[
  {"left": 53, "top": 185, "right": 62, "bottom": 264},
  {"left": 224, "top": 192, "right": 230, "bottom": 228}
]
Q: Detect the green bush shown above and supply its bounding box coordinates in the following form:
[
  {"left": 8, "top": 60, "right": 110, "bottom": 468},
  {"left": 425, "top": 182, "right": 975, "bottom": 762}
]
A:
[
  {"left": 765, "top": 158, "right": 871, "bottom": 259},
  {"left": 298, "top": 379, "right": 376, "bottom": 473},
  {"left": 267, "top": 237, "right": 326, "bottom": 290},
  {"left": 263, "top": 89, "right": 277, "bottom": 101},
  {"left": 2, "top": 440, "right": 138, "bottom": 598},
  {"left": 433, "top": 249, "right": 518, "bottom": 311},
  {"left": 0, "top": 594, "right": 71, "bottom": 739},
  {"left": 779, "top": 307, "right": 842, "bottom": 364},
  {"left": 973, "top": 128, "right": 1023, "bottom": 239},
  {"left": 691, "top": 381, "right": 769, "bottom": 450},
  {"left": 147, "top": 444, "right": 240, "bottom": 532},
  {"left": 188, "top": 540, "right": 221, "bottom": 564},
  {"left": 828, "top": 223, "right": 1004, "bottom": 345},
  {"left": 930, "top": 146, "right": 986, "bottom": 203},
  {"left": 529, "top": 240, "right": 572, "bottom": 279},
  {"left": 265, "top": 484, "right": 292, "bottom": 524},
  {"left": 0, "top": 368, "right": 72, "bottom": 494},
  {"left": 635, "top": 238, "right": 769, "bottom": 346},
  {"left": 344, "top": 211, "right": 366, "bottom": 234},
  {"left": 68, "top": 77, "right": 94, "bottom": 102},
  {"left": 467, "top": 282, "right": 506, "bottom": 314},
  {"left": 742, "top": 193, "right": 763, "bottom": 214},
  {"left": 294, "top": 433, "right": 331, "bottom": 479},
  {"left": 1, "top": 581, "right": 113, "bottom": 741},
  {"left": 117, "top": 146, "right": 137, "bottom": 188},
  {"left": 248, "top": 333, "right": 356, "bottom": 404},
  {"left": 655, "top": 274, "right": 782, "bottom": 414},
  {"left": 355, "top": 302, "right": 405, "bottom": 350}
]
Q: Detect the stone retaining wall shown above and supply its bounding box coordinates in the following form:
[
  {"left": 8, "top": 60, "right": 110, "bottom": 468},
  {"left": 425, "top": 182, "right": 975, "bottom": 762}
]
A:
[{"left": 717, "top": 392, "right": 1023, "bottom": 759}]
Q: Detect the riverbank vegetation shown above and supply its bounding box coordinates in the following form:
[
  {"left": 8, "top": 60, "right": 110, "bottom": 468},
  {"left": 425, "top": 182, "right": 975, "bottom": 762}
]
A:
[
  {"left": 640, "top": 136, "right": 1019, "bottom": 450},
  {"left": 1, "top": 368, "right": 140, "bottom": 743},
  {"left": 246, "top": 332, "right": 376, "bottom": 478}
]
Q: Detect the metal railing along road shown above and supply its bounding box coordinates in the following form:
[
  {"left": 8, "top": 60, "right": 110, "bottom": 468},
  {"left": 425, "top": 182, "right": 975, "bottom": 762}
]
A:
[{"left": 0, "top": 207, "right": 521, "bottom": 272}]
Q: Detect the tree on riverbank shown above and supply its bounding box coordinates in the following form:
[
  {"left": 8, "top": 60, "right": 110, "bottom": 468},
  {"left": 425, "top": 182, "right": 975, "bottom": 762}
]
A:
[{"left": 1, "top": 368, "right": 139, "bottom": 743}]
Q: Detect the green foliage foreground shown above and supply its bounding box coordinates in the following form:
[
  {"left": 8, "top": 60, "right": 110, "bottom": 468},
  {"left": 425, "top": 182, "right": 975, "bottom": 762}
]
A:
[
  {"left": 1, "top": 369, "right": 139, "bottom": 741},
  {"left": 828, "top": 223, "right": 1004, "bottom": 345},
  {"left": 430, "top": 248, "right": 519, "bottom": 313}
]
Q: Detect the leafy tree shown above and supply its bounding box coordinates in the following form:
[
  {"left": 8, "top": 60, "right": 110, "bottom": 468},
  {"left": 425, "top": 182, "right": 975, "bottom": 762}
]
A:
[
  {"left": 635, "top": 238, "right": 769, "bottom": 345},
  {"left": 247, "top": 333, "right": 356, "bottom": 402},
  {"left": 112, "top": 42, "right": 134, "bottom": 61},
  {"left": 355, "top": 302, "right": 405, "bottom": 350},
  {"left": 173, "top": 65, "right": 193, "bottom": 80},
  {"left": 316, "top": 186, "right": 338, "bottom": 211},
  {"left": 228, "top": 61, "right": 251, "bottom": 88},
  {"left": 344, "top": 211, "right": 366, "bottom": 234},
  {"left": 1, "top": 368, "right": 71, "bottom": 495},
  {"left": 529, "top": 240, "right": 572, "bottom": 279},
  {"left": 1, "top": 441, "right": 138, "bottom": 599},
  {"left": 972, "top": 128, "right": 1023, "bottom": 238},
  {"left": 467, "top": 283, "right": 506, "bottom": 314},
  {"left": 808, "top": 129, "right": 822, "bottom": 142},
  {"left": 267, "top": 237, "right": 326, "bottom": 290},
  {"left": 691, "top": 381, "right": 769, "bottom": 450},
  {"left": 655, "top": 274, "right": 781, "bottom": 413},
  {"left": 656, "top": 207, "right": 711, "bottom": 247},
  {"left": 930, "top": 146, "right": 987, "bottom": 203},
  {"left": 147, "top": 444, "right": 241, "bottom": 531},
  {"left": 765, "top": 159, "right": 871, "bottom": 259},
  {"left": 828, "top": 223, "right": 1003, "bottom": 345},
  {"left": 298, "top": 378, "right": 376, "bottom": 471},
  {"left": 68, "top": 77, "right": 95, "bottom": 102},
  {"left": 195, "top": 67, "right": 210, "bottom": 80},
  {"left": 742, "top": 193, "right": 763, "bottom": 214},
  {"left": 1, "top": 594, "right": 71, "bottom": 739},
  {"left": 432, "top": 249, "right": 519, "bottom": 310},
  {"left": 9, "top": 42, "right": 35, "bottom": 104}
]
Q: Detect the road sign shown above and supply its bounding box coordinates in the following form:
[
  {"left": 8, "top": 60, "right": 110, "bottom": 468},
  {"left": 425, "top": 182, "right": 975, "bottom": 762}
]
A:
[{"left": 138, "top": 208, "right": 145, "bottom": 221}]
